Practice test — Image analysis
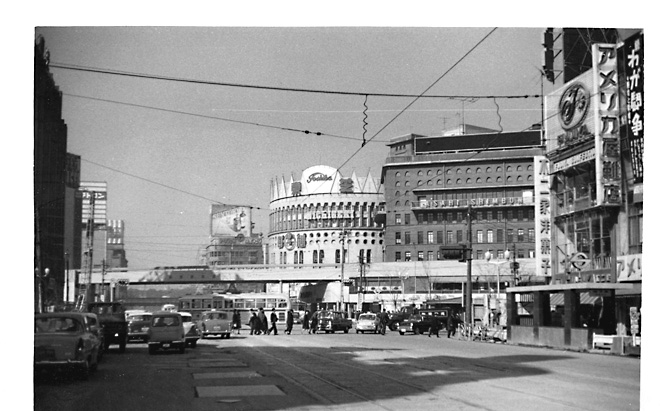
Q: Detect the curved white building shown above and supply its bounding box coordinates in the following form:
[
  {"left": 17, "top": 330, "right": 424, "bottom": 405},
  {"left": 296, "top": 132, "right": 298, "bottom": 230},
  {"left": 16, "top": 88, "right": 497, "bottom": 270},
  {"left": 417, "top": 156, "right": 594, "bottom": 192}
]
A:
[{"left": 269, "top": 165, "right": 385, "bottom": 266}]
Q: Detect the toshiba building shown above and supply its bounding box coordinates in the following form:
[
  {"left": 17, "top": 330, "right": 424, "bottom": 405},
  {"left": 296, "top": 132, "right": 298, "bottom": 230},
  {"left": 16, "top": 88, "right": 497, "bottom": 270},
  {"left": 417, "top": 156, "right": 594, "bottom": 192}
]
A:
[{"left": 268, "top": 165, "right": 385, "bottom": 267}]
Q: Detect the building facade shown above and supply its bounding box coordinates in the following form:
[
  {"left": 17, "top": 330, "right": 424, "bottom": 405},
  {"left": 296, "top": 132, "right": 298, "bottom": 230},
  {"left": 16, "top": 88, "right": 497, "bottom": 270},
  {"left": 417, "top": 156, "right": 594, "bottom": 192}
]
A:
[
  {"left": 35, "top": 36, "right": 70, "bottom": 311},
  {"left": 381, "top": 129, "right": 545, "bottom": 275},
  {"left": 268, "top": 165, "right": 385, "bottom": 267}
]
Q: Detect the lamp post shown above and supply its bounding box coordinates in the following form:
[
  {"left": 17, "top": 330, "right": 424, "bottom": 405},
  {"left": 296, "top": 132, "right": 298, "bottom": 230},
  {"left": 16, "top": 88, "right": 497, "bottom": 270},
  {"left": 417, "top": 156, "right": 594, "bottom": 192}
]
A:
[
  {"left": 64, "top": 252, "right": 69, "bottom": 303},
  {"left": 339, "top": 229, "right": 348, "bottom": 312},
  {"left": 36, "top": 267, "right": 50, "bottom": 313},
  {"left": 485, "top": 250, "right": 509, "bottom": 326}
]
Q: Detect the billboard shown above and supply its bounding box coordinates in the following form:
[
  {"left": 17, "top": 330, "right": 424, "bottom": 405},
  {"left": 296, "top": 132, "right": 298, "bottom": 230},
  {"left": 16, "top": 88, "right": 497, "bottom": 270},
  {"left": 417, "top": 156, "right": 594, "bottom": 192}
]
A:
[
  {"left": 534, "top": 156, "right": 552, "bottom": 277},
  {"left": 622, "top": 32, "right": 644, "bottom": 183},
  {"left": 545, "top": 43, "right": 621, "bottom": 206},
  {"left": 80, "top": 181, "right": 107, "bottom": 229},
  {"left": 300, "top": 165, "right": 341, "bottom": 195},
  {"left": 210, "top": 205, "right": 252, "bottom": 237}
]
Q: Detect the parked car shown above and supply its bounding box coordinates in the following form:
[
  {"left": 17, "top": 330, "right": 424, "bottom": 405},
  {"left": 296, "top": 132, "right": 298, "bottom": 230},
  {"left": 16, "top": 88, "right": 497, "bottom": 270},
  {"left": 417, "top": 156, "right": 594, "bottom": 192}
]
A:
[
  {"left": 179, "top": 312, "right": 201, "bottom": 347},
  {"left": 82, "top": 312, "right": 105, "bottom": 362},
  {"left": 126, "top": 312, "right": 152, "bottom": 343},
  {"left": 355, "top": 313, "right": 380, "bottom": 334},
  {"left": 147, "top": 311, "right": 186, "bottom": 354},
  {"left": 35, "top": 312, "right": 103, "bottom": 380},
  {"left": 198, "top": 310, "right": 232, "bottom": 339},
  {"left": 317, "top": 310, "right": 352, "bottom": 333},
  {"left": 87, "top": 301, "right": 128, "bottom": 353},
  {"left": 386, "top": 305, "right": 419, "bottom": 331}
]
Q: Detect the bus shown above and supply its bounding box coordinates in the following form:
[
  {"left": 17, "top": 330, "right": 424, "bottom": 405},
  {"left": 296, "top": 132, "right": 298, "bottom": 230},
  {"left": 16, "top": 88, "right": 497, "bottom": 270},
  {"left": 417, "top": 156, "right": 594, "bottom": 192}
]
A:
[{"left": 177, "top": 292, "right": 291, "bottom": 324}]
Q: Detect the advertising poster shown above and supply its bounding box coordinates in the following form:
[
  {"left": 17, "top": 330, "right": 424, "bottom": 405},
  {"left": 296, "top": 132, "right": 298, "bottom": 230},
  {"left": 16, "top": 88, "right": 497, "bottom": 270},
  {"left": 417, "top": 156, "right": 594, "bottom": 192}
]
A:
[{"left": 210, "top": 205, "right": 252, "bottom": 237}]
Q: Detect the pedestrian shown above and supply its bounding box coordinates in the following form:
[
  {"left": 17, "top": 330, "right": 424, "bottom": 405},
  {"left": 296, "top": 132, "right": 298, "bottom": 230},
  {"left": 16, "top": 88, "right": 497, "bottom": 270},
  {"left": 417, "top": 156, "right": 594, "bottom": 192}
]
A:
[
  {"left": 232, "top": 309, "right": 242, "bottom": 335},
  {"left": 268, "top": 308, "right": 278, "bottom": 335},
  {"left": 258, "top": 308, "right": 268, "bottom": 335},
  {"left": 379, "top": 309, "right": 389, "bottom": 335},
  {"left": 249, "top": 311, "right": 261, "bottom": 335},
  {"left": 310, "top": 311, "right": 318, "bottom": 334},
  {"left": 446, "top": 312, "right": 456, "bottom": 338},
  {"left": 285, "top": 309, "right": 294, "bottom": 334},
  {"left": 302, "top": 310, "right": 310, "bottom": 334},
  {"left": 428, "top": 315, "right": 440, "bottom": 338}
]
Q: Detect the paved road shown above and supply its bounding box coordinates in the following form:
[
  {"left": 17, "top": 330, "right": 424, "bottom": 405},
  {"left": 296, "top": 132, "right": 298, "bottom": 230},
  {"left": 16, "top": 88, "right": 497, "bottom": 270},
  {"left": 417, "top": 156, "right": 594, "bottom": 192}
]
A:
[{"left": 34, "top": 325, "right": 641, "bottom": 410}]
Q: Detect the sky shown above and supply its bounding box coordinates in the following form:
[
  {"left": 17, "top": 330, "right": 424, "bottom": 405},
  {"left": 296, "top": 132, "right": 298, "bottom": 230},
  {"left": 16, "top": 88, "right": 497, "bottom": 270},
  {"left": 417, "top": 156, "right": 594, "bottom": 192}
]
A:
[{"left": 31, "top": 25, "right": 558, "bottom": 270}]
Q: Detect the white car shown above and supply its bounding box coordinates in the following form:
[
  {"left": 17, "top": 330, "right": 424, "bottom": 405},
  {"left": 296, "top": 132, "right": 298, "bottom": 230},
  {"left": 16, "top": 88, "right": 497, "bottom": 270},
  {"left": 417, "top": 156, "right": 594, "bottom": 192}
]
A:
[
  {"left": 178, "top": 312, "right": 200, "bottom": 348},
  {"left": 355, "top": 313, "right": 380, "bottom": 334}
]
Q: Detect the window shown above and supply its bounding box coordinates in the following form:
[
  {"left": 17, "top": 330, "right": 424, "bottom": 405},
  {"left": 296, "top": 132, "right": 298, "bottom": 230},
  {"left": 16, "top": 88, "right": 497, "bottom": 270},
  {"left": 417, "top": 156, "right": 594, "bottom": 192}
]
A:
[
  {"left": 518, "top": 248, "right": 525, "bottom": 259},
  {"left": 395, "top": 232, "right": 401, "bottom": 244},
  {"left": 419, "top": 213, "right": 426, "bottom": 223},
  {"left": 335, "top": 249, "right": 341, "bottom": 264},
  {"left": 447, "top": 212, "right": 454, "bottom": 222},
  {"left": 395, "top": 214, "right": 401, "bottom": 224},
  {"left": 497, "top": 250, "right": 504, "bottom": 259},
  {"left": 428, "top": 251, "right": 433, "bottom": 261},
  {"left": 427, "top": 231, "right": 435, "bottom": 244},
  {"left": 456, "top": 229, "right": 463, "bottom": 243},
  {"left": 437, "top": 231, "right": 443, "bottom": 244},
  {"left": 477, "top": 230, "right": 483, "bottom": 243},
  {"left": 432, "top": 212, "right": 437, "bottom": 224},
  {"left": 319, "top": 250, "right": 324, "bottom": 264},
  {"left": 404, "top": 251, "right": 411, "bottom": 261},
  {"left": 417, "top": 231, "right": 424, "bottom": 244},
  {"left": 476, "top": 250, "right": 483, "bottom": 260},
  {"left": 498, "top": 210, "right": 503, "bottom": 222},
  {"left": 518, "top": 210, "right": 524, "bottom": 221},
  {"left": 507, "top": 229, "right": 514, "bottom": 243},
  {"left": 457, "top": 212, "right": 463, "bottom": 222},
  {"left": 366, "top": 250, "right": 372, "bottom": 263},
  {"left": 313, "top": 250, "right": 318, "bottom": 264},
  {"left": 404, "top": 214, "right": 410, "bottom": 224},
  {"left": 395, "top": 252, "right": 401, "bottom": 262},
  {"left": 497, "top": 229, "right": 504, "bottom": 243},
  {"left": 518, "top": 229, "right": 525, "bottom": 242},
  {"left": 477, "top": 211, "right": 483, "bottom": 221},
  {"left": 487, "top": 211, "right": 493, "bottom": 221},
  {"left": 507, "top": 210, "right": 513, "bottom": 221},
  {"left": 487, "top": 229, "right": 494, "bottom": 243},
  {"left": 528, "top": 229, "right": 535, "bottom": 242},
  {"left": 447, "top": 231, "right": 454, "bottom": 244},
  {"left": 418, "top": 251, "right": 424, "bottom": 261},
  {"left": 404, "top": 232, "right": 411, "bottom": 245}
]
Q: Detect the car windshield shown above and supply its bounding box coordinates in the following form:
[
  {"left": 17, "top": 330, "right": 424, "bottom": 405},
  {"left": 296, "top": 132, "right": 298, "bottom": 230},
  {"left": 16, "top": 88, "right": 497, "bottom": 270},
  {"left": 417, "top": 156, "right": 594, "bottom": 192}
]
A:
[
  {"left": 317, "top": 311, "right": 334, "bottom": 319},
  {"left": 408, "top": 314, "right": 422, "bottom": 321},
  {"left": 205, "top": 312, "right": 228, "bottom": 320},
  {"left": 359, "top": 314, "right": 376, "bottom": 321},
  {"left": 35, "top": 317, "right": 84, "bottom": 333},
  {"left": 128, "top": 314, "right": 152, "bottom": 322},
  {"left": 180, "top": 315, "right": 192, "bottom": 322},
  {"left": 152, "top": 316, "right": 180, "bottom": 327}
]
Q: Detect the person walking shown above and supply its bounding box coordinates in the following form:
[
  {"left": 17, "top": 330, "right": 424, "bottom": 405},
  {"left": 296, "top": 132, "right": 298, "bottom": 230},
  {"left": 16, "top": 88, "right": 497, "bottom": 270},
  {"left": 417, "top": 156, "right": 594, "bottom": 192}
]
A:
[
  {"left": 258, "top": 308, "right": 268, "bottom": 335},
  {"left": 268, "top": 308, "right": 279, "bottom": 335},
  {"left": 249, "top": 311, "right": 261, "bottom": 335},
  {"left": 302, "top": 310, "right": 310, "bottom": 334},
  {"left": 285, "top": 309, "right": 294, "bottom": 335},
  {"left": 232, "top": 309, "right": 242, "bottom": 335},
  {"left": 310, "top": 311, "right": 318, "bottom": 334},
  {"left": 428, "top": 315, "right": 441, "bottom": 338},
  {"left": 446, "top": 312, "right": 456, "bottom": 338},
  {"left": 379, "top": 309, "right": 389, "bottom": 335}
]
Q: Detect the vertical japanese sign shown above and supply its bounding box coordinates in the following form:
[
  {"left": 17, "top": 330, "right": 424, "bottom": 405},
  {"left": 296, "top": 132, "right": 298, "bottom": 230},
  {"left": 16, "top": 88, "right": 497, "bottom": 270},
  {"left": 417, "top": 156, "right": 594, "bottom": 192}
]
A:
[
  {"left": 624, "top": 32, "right": 644, "bottom": 183},
  {"left": 534, "top": 156, "right": 552, "bottom": 277},
  {"left": 592, "top": 43, "right": 622, "bottom": 205}
]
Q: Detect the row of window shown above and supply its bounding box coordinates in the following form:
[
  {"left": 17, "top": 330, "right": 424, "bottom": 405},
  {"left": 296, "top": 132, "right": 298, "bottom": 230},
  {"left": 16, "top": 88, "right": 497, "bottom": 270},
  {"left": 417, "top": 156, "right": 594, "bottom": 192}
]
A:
[
  {"left": 394, "top": 164, "right": 533, "bottom": 178},
  {"left": 394, "top": 209, "right": 534, "bottom": 224},
  {"left": 394, "top": 228, "right": 535, "bottom": 245},
  {"left": 208, "top": 251, "right": 259, "bottom": 258},
  {"left": 394, "top": 174, "right": 533, "bottom": 188},
  {"left": 394, "top": 248, "right": 531, "bottom": 262},
  {"left": 277, "top": 249, "right": 374, "bottom": 264}
]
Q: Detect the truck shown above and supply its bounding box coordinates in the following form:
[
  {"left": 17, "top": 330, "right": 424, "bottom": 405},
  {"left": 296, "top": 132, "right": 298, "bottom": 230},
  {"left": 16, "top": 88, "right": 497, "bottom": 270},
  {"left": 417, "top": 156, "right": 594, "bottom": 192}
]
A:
[{"left": 87, "top": 301, "right": 128, "bottom": 353}]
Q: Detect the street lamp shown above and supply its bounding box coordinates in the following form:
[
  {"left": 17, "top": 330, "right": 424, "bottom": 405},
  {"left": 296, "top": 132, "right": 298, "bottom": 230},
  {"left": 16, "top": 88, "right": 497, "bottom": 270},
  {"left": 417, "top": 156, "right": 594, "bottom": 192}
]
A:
[
  {"left": 485, "top": 251, "right": 509, "bottom": 326},
  {"left": 339, "top": 229, "right": 348, "bottom": 312},
  {"left": 36, "top": 267, "right": 50, "bottom": 313}
]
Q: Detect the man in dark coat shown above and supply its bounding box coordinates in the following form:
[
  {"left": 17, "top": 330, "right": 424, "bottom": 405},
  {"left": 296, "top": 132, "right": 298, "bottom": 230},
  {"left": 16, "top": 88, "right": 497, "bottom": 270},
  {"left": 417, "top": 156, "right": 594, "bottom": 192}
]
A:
[
  {"left": 258, "top": 308, "right": 268, "bottom": 335},
  {"left": 446, "top": 312, "right": 456, "bottom": 338},
  {"left": 310, "top": 311, "right": 318, "bottom": 334},
  {"left": 268, "top": 308, "right": 278, "bottom": 335},
  {"left": 285, "top": 309, "right": 294, "bottom": 334},
  {"left": 249, "top": 311, "right": 261, "bottom": 335},
  {"left": 232, "top": 309, "right": 242, "bottom": 335},
  {"left": 302, "top": 310, "right": 310, "bottom": 334},
  {"left": 379, "top": 310, "right": 389, "bottom": 335},
  {"left": 428, "top": 314, "right": 441, "bottom": 338}
]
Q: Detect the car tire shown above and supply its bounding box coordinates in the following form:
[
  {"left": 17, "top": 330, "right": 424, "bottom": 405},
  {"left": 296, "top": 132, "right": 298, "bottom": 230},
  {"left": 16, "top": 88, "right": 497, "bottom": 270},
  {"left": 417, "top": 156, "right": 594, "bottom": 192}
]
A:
[
  {"left": 148, "top": 345, "right": 156, "bottom": 355},
  {"left": 190, "top": 340, "right": 197, "bottom": 348},
  {"left": 179, "top": 344, "right": 185, "bottom": 354},
  {"left": 344, "top": 328, "right": 349, "bottom": 333},
  {"left": 413, "top": 327, "right": 420, "bottom": 335},
  {"left": 226, "top": 333, "right": 231, "bottom": 339},
  {"left": 399, "top": 331, "right": 405, "bottom": 335},
  {"left": 119, "top": 339, "right": 126, "bottom": 353},
  {"left": 80, "top": 358, "right": 91, "bottom": 380}
]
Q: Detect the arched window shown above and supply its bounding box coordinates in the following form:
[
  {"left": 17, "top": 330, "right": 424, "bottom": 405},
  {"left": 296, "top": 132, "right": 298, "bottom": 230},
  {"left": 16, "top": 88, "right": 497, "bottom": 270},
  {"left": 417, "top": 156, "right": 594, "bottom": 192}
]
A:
[{"left": 313, "top": 250, "right": 318, "bottom": 264}]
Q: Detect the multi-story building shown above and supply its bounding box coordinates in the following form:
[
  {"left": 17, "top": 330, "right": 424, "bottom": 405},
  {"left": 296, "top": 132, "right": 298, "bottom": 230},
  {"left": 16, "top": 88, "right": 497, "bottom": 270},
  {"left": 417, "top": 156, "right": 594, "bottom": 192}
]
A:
[
  {"left": 106, "top": 220, "right": 128, "bottom": 269},
  {"left": 268, "top": 165, "right": 385, "bottom": 267},
  {"left": 381, "top": 128, "right": 545, "bottom": 276},
  {"left": 35, "top": 36, "right": 70, "bottom": 311}
]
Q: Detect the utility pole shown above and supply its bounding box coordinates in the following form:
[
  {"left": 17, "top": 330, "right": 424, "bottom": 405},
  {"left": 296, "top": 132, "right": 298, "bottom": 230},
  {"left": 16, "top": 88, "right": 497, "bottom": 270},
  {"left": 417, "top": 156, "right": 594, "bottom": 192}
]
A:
[
  {"left": 101, "top": 259, "right": 106, "bottom": 302},
  {"left": 466, "top": 204, "right": 473, "bottom": 340},
  {"left": 339, "top": 229, "right": 347, "bottom": 312}
]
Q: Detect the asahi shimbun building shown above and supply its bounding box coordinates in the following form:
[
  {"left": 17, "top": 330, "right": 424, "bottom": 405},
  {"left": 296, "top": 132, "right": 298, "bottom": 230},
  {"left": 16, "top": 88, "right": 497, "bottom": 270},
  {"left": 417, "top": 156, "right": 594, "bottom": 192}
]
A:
[{"left": 268, "top": 165, "right": 385, "bottom": 266}]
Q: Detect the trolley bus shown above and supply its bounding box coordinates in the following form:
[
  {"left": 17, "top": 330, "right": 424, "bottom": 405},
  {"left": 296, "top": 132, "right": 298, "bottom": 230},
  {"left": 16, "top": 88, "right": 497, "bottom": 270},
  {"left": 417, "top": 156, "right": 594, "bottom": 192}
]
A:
[{"left": 178, "top": 293, "right": 291, "bottom": 324}]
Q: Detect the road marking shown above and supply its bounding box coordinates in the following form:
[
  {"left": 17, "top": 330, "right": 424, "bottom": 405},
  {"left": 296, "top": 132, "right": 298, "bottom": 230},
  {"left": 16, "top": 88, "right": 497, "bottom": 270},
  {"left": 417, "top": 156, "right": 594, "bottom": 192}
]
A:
[
  {"left": 193, "top": 371, "right": 262, "bottom": 380},
  {"left": 196, "top": 385, "right": 285, "bottom": 397}
]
